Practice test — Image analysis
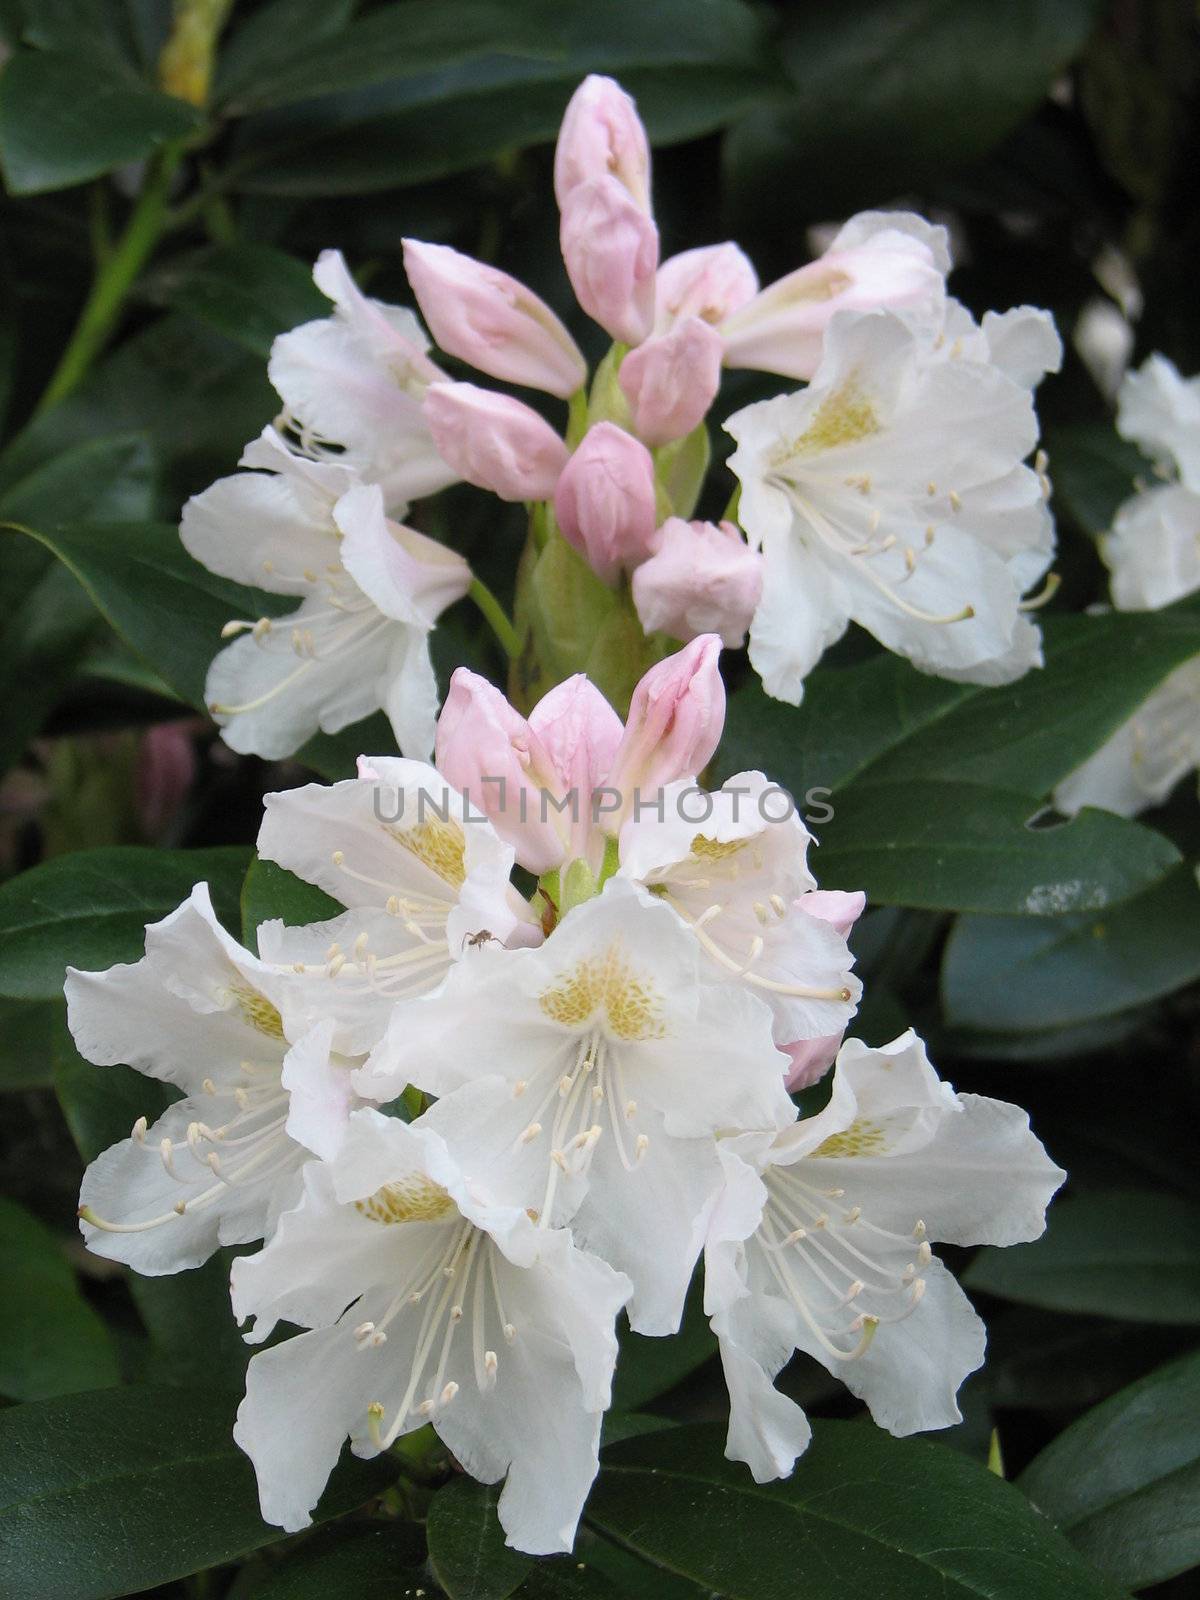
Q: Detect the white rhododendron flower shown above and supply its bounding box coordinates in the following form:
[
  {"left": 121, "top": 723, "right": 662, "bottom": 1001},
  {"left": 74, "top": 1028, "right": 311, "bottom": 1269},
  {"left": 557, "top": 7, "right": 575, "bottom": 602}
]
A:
[
  {"left": 727, "top": 307, "right": 1056, "bottom": 703},
  {"left": 182, "top": 429, "right": 470, "bottom": 760},
  {"left": 360, "top": 880, "right": 796, "bottom": 1334},
  {"left": 232, "top": 1107, "right": 630, "bottom": 1554},
  {"left": 618, "top": 771, "right": 861, "bottom": 1045},
  {"left": 269, "top": 249, "right": 459, "bottom": 507},
  {"left": 254, "top": 757, "right": 540, "bottom": 1053},
  {"left": 705, "top": 1031, "right": 1065, "bottom": 1481},
  {"left": 66, "top": 884, "right": 370, "bottom": 1274},
  {"left": 1055, "top": 353, "right": 1200, "bottom": 816},
  {"left": 1116, "top": 351, "right": 1200, "bottom": 490}
]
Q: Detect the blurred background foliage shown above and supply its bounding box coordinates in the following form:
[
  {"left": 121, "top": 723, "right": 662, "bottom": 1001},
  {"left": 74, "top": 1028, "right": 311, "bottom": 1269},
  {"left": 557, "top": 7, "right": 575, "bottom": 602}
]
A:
[{"left": 2, "top": 2, "right": 1200, "bottom": 1598}]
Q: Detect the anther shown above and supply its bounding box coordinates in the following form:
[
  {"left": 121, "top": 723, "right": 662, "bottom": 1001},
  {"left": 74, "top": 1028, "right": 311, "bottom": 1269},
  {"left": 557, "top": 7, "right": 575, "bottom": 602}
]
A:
[
  {"left": 484, "top": 1350, "right": 498, "bottom": 1377},
  {"left": 625, "top": 1100, "right": 637, "bottom": 1119},
  {"left": 519, "top": 1122, "right": 542, "bottom": 1144},
  {"left": 367, "top": 1402, "right": 385, "bottom": 1449},
  {"left": 634, "top": 1134, "right": 650, "bottom": 1162},
  {"left": 913, "top": 1219, "right": 926, "bottom": 1239},
  {"left": 513, "top": 1080, "right": 527, "bottom": 1097},
  {"left": 132, "top": 1116, "right": 148, "bottom": 1143},
  {"left": 386, "top": 895, "right": 401, "bottom": 915},
  {"left": 558, "top": 1075, "right": 573, "bottom": 1096},
  {"left": 202, "top": 1079, "right": 216, "bottom": 1095},
  {"left": 160, "top": 1138, "right": 178, "bottom": 1178},
  {"left": 843, "top": 1206, "right": 862, "bottom": 1224},
  {"left": 331, "top": 851, "right": 345, "bottom": 866},
  {"left": 917, "top": 1241, "right": 932, "bottom": 1266},
  {"left": 949, "top": 489, "right": 962, "bottom": 511},
  {"left": 440, "top": 1382, "right": 459, "bottom": 1406}
]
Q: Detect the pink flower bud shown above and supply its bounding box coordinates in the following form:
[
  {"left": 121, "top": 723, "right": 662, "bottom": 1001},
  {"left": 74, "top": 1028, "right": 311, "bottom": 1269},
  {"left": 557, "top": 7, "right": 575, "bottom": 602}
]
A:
[
  {"left": 720, "top": 226, "right": 946, "bottom": 381},
  {"left": 402, "top": 239, "right": 587, "bottom": 400},
  {"left": 435, "top": 668, "right": 568, "bottom": 875},
  {"left": 554, "top": 421, "right": 658, "bottom": 585},
  {"left": 779, "top": 890, "right": 866, "bottom": 1091},
  {"left": 423, "top": 381, "right": 568, "bottom": 502},
  {"left": 604, "top": 636, "right": 725, "bottom": 823},
  {"left": 554, "top": 74, "right": 651, "bottom": 213},
  {"left": 528, "top": 675, "right": 624, "bottom": 866},
  {"left": 632, "top": 518, "right": 763, "bottom": 647},
  {"left": 560, "top": 176, "right": 658, "bottom": 348},
  {"left": 655, "top": 243, "right": 758, "bottom": 333},
  {"left": 618, "top": 317, "right": 723, "bottom": 445}
]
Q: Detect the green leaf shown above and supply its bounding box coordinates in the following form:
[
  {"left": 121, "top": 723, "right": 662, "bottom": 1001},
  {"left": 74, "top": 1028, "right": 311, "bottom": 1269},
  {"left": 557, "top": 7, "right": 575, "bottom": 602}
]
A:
[
  {"left": 0, "top": 559, "right": 102, "bottom": 774},
  {"left": 1046, "top": 421, "right": 1149, "bottom": 540},
  {"left": 943, "top": 866, "right": 1200, "bottom": 1031},
  {"left": 0, "top": 998, "right": 57, "bottom": 1091},
  {"left": 718, "top": 609, "right": 1200, "bottom": 808},
  {"left": 4, "top": 518, "right": 289, "bottom": 710},
  {"left": 0, "top": 1196, "right": 119, "bottom": 1402},
  {"left": 965, "top": 1190, "right": 1200, "bottom": 1324},
  {"left": 586, "top": 1419, "right": 1121, "bottom": 1599},
  {"left": 0, "top": 433, "right": 157, "bottom": 525},
  {"left": 0, "top": 315, "right": 275, "bottom": 510},
  {"left": 216, "top": 0, "right": 359, "bottom": 106},
  {"left": 0, "top": 843, "right": 250, "bottom": 1000},
  {"left": 427, "top": 1474, "right": 535, "bottom": 1600},
  {"left": 53, "top": 1004, "right": 175, "bottom": 1164},
  {"left": 226, "top": 1521, "right": 426, "bottom": 1599},
  {"left": 612, "top": 1273, "right": 715, "bottom": 1413},
  {"left": 850, "top": 609, "right": 1200, "bottom": 799},
  {"left": 218, "top": 0, "right": 556, "bottom": 112},
  {"left": 513, "top": 1559, "right": 625, "bottom": 1599},
  {"left": 0, "top": 49, "right": 200, "bottom": 195},
  {"left": 1019, "top": 1349, "right": 1200, "bottom": 1589},
  {"left": 814, "top": 780, "right": 1180, "bottom": 915},
  {"left": 241, "top": 857, "right": 343, "bottom": 950},
  {"left": 724, "top": 0, "right": 1104, "bottom": 227},
  {"left": 227, "top": 0, "right": 777, "bottom": 195},
  {"left": 145, "top": 243, "right": 329, "bottom": 359},
  {"left": 0, "top": 1385, "right": 397, "bottom": 1600},
  {"left": 129, "top": 1250, "right": 257, "bottom": 1394}
]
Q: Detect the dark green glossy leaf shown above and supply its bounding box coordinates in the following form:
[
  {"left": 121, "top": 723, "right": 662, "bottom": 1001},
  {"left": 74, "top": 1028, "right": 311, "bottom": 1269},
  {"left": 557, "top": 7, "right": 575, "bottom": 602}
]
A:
[
  {"left": 0, "top": 843, "right": 250, "bottom": 1000},
  {"left": 145, "top": 243, "right": 328, "bottom": 359},
  {"left": 5, "top": 518, "right": 289, "bottom": 710},
  {"left": 0, "top": 1385, "right": 396, "bottom": 1600},
  {"left": 53, "top": 1004, "right": 175, "bottom": 1164},
  {"left": 0, "top": 314, "right": 276, "bottom": 515},
  {"left": 943, "top": 866, "right": 1200, "bottom": 1031},
  {"left": 427, "top": 1474, "right": 534, "bottom": 1600},
  {"left": 0, "top": 1195, "right": 119, "bottom": 1401},
  {"left": 1020, "top": 1349, "right": 1200, "bottom": 1589},
  {"left": 814, "top": 780, "right": 1179, "bottom": 915},
  {"left": 513, "top": 1558, "right": 625, "bottom": 1599},
  {"left": 0, "top": 433, "right": 156, "bottom": 525},
  {"left": 965, "top": 1190, "right": 1200, "bottom": 1324},
  {"left": 1046, "top": 421, "right": 1149, "bottom": 540},
  {"left": 218, "top": 0, "right": 555, "bottom": 113},
  {"left": 724, "top": 0, "right": 1104, "bottom": 227},
  {"left": 586, "top": 1420, "right": 1120, "bottom": 1599},
  {"left": 297, "top": 712, "right": 399, "bottom": 781},
  {"left": 241, "top": 857, "right": 343, "bottom": 950},
  {"left": 854, "top": 608, "right": 1200, "bottom": 798},
  {"left": 129, "top": 1250, "right": 255, "bottom": 1394},
  {"left": 0, "top": 49, "right": 199, "bottom": 194},
  {"left": 718, "top": 608, "right": 1200, "bottom": 808},
  {"left": 228, "top": 0, "right": 776, "bottom": 195},
  {"left": 226, "top": 1521, "right": 426, "bottom": 1599},
  {"left": 217, "top": 0, "right": 359, "bottom": 106},
  {"left": 0, "top": 998, "right": 57, "bottom": 1091},
  {"left": 612, "top": 1273, "right": 714, "bottom": 1413}
]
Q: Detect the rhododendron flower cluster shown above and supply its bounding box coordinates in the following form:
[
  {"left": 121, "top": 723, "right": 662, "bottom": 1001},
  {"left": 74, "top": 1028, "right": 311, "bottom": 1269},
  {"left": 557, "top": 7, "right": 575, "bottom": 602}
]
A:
[
  {"left": 181, "top": 74, "right": 1063, "bottom": 764},
  {"left": 71, "top": 633, "right": 1064, "bottom": 1554},
  {"left": 1055, "top": 353, "right": 1200, "bottom": 816}
]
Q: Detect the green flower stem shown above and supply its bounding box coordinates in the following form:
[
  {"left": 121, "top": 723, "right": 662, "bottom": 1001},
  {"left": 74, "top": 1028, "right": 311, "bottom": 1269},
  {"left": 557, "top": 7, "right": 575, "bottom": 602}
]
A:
[
  {"left": 467, "top": 575, "right": 521, "bottom": 661},
  {"left": 33, "top": 141, "right": 186, "bottom": 419}
]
